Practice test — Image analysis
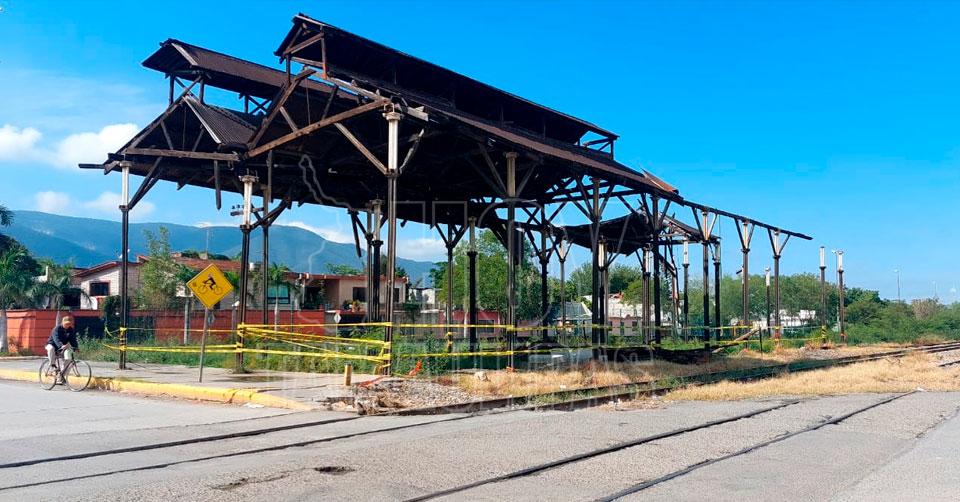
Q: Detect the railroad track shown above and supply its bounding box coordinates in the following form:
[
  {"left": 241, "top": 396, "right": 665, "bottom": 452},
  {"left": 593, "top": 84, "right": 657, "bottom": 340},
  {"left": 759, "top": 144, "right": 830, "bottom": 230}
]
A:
[
  {"left": 404, "top": 391, "right": 919, "bottom": 501},
  {"left": 3, "top": 341, "right": 956, "bottom": 492},
  {"left": 390, "top": 341, "right": 960, "bottom": 416}
]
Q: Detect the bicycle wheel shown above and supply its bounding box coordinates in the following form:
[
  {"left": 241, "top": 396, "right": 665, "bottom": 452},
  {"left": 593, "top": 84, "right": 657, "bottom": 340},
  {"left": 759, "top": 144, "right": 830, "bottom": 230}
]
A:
[
  {"left": 64, "top": 360, "right": 92, "bottom": 391},
  {"left": 38, "top": 360, "right": 57, "bottom": 390}
]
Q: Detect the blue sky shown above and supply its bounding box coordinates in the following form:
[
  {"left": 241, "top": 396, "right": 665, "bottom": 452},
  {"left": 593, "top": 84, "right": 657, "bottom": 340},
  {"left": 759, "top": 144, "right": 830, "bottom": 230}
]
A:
[{"left": 0, "top": 1, "right": 958, "bottom": 301}]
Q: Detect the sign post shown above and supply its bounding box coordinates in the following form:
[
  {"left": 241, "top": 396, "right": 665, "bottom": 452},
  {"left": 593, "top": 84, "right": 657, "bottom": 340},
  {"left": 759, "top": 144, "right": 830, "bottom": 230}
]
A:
[{"left": 186, "top": 265, "right": 234, "bottom": 382}]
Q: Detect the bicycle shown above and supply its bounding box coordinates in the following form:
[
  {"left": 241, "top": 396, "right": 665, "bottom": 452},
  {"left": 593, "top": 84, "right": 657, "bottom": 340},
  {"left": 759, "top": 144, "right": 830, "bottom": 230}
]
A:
[{"left": 39, "top": 348, "right": 92, "bottom": 391}]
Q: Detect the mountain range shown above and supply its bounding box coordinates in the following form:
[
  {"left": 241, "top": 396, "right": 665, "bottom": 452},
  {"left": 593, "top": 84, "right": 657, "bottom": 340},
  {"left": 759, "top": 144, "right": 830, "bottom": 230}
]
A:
[{"left": 4, "top": 211, "right": 437, "bottom": 285}]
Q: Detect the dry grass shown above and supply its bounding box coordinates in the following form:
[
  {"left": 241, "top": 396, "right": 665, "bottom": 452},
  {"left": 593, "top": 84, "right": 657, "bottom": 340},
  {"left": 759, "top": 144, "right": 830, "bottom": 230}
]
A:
[
  {"left": 666, "top": 353, "right": 960, "bottom": 401},
  {"left": 449, "top": 345, "right": 895, "bottom": 397}
]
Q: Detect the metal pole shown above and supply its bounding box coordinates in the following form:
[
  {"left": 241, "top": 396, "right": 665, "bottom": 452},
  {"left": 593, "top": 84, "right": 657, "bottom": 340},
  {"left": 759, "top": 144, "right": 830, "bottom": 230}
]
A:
[
  {"left": 820, "top": 247, "right": 827, "bottom": 331},
  {"left": 468, "top": 217, "right": 478, "bottom": 352},
  {"left": 598, "top": 239, "right": 608, "bottom": 334},
  {"left": 652, "top": 198, "right": 662, "bottom": 345},
  {"left": 505, "top": 152, "right": 518, "bottom": 367},
  {"left": 682, "top": 241, "right": 690, "bottom": 343},
  {"left": 366, "top": 210, "right": 374, "bottom": 318},
  {"left": 773, "top": 252, "right": 781, "bottom": 342},
  {"left": 262, "top": 165, "right": 271, "bottom": 327},
  {"left": 118, "top": 161, "right": 131, "bottom": 370},
  {"left": 237, "top": 174, "right": 257, "bottom": 372},
  {"left": 702, "top": 240, "right": 710, "bottom": 346},
  {"left": 837, "top": 251, "right": 846, "bottom": 343},
  {"left": 764, "top": 267, "right": 771, "bottom": 353},
  {"left": 713, "top": 242, "right": 721, "bottom": 341},
  {"left": 383, "top": 110, "right": 402, "bottom": 374},
  {"left": 559, "top": 239, "right": 567, "bottom": 342},
  {"left": 445, "top": 225, "right": 454, "bottom": 335},
  {"left": 540, "top": 227, "right": 549, "bottom": 342},
  {"left": 741, "top": 224, "right": 751, "bottom": 331},
  {"left": 183, "top": 294, "right": 191, "bottom": 344},
  {"left": 371, "top": 200, "right": 382, "bottom": 321},
  {"left": 640, "top": 249, "right": 653, "bottom": 343},
  {"left": 590, "top": 178, "right": 603, "bottom": 354},
  {"left": 198, "top": 307, "right": 209, "bottom": 382}
]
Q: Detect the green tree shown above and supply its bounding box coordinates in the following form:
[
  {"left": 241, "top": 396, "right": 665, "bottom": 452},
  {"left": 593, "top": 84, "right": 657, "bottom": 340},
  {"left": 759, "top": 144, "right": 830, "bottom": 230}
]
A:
[
  {"left": 435, "top": 230, "right": 541, "bottom": 319},
  {"left": 326, "top": 263, "right": 362, "bottom": 275},
  {"left": 138, "top": 227, "right": 191, "bottom": 310},
  {"left": 30, "top": 259, "right": 87, "bottom": 325},
  {"left": 0, "top": 247, "right": 35, "bottom": 352}
]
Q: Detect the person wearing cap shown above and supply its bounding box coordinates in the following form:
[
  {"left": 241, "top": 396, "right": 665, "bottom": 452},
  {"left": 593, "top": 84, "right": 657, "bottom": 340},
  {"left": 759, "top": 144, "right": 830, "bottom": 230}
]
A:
[{"left": 46, "top": 316, "right": 79, "bottom": 375}]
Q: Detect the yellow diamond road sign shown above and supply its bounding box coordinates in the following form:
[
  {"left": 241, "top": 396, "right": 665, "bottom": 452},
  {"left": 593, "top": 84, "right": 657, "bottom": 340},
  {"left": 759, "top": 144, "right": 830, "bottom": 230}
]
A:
[{"left": 187, "top": 264, "right": 234, "bottom": 309}]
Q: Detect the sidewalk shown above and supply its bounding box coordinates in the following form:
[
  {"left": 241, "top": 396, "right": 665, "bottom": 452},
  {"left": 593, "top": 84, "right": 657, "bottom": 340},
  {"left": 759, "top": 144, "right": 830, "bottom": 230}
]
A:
[{"left": 0, "top": 357, "right": 376, "bottom": 410}]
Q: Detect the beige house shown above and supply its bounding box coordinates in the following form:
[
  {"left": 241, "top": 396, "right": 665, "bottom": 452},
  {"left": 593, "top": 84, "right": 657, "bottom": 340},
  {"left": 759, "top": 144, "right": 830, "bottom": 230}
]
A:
[{"left": 73, "top": 261, "right": 143, "bottom": 310}]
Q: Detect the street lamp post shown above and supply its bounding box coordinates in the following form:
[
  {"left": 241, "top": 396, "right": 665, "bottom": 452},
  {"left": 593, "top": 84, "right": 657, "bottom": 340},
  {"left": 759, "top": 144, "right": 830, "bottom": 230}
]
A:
[{"left": 764, "top": 267, "right": 771, "bottom": 354}]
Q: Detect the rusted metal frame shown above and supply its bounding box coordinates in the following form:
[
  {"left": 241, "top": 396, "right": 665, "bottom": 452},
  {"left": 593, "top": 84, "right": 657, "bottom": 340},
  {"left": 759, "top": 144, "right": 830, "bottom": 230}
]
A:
[
  {"left": 334, "top": 123, "right": 388, "bottom": 175},
  {"left": 683, "top": 200, "right": 811, "bottom": 241},
  {"left": 247, "top": 98, "right": 389, "bottom": 159},
  {"left": 124, "top": 85, "right": 200, "bottom": 151},
  {"left": 249, "top": 96, "right": 270, "bottom": 115},
  {"left": 248, "top": 67, "right": 317, "bottom": 148},
  {"left": 124, "top": 148, "right": 239, "bottom": 162},
  {"left": 435, "top": 220, "right": 467, "bottom": 331},
  {"left": 159, "top": 120, "right": 175, "bottom": 150},
  {"left": 279, "top": 107, "right": 299, "bottom": 131},
  {"left": 767, "top": 228, "right": 791, "bottom": 341},
  {"left": 734, "top": 218, "right": 756, "bottom": 329},
  {"left": 478, "top": 145, "right": 508, "bottom": 195},
  {"left": 282, "top": 31, "right": 326, "bottom": 58},
  {"left": 515, "top": 162, "right": 540, "bottom": 198},
  {"left": 548, "top": 188, "right": 643, "bottom": 204},
  {"left": 319, "top": 84, "right": 340, "bottom": 122},
  {"left": 203, "top": 160, "right": 218, "bottom": 210},
  {"left": 691, "top": 207, "right": 719, "bottom": 345},
  {"left": 349, "top": 210, "right": 365, "bottom": 258},
  {"left": 190, "top": 126, "right": 206, "bottom": 152},
  {"left": 126, "top": 158, "right": 163, "bottom": 211},
  {"left": 322, "top": 75, "right": 431, "bottom": 122},
  {"left": 398, "top": 128, "right": 425, "bottom": 174}
]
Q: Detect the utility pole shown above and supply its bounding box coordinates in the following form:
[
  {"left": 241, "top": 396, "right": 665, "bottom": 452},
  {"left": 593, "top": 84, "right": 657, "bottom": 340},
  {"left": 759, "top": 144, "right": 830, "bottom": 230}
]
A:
[
  {"left": 764, "top": 267, "right": 771, "bottom": 353},
  {"left": 834, "top": 250, "right": 845, "bottom": 343}
]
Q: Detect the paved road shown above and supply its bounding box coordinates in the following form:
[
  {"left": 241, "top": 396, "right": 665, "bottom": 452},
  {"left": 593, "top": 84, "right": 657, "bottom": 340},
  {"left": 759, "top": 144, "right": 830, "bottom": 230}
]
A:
[{"left": 0, "top": 380, "right": 957, "bottom": 501}]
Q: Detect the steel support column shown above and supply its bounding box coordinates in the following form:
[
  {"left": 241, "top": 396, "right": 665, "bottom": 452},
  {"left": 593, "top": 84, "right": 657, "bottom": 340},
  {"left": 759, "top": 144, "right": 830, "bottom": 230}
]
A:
[
  {"left": 642, "top": 249, "right": 651, "bottom": 344},
  {"left": 261, "top": 156, "right": 272, "bottom": 327},
  {"left": 558, "top": 238, "right": 569, "bottom": 341},
  {"left": 237, "top": 174, "right": 257, "bottom": 372},
  {"left": 505, "top": 152, "right": 518, "bottom": 367},
  {"left": 819, "top": 246, "right": 827, "bottom": 332},
  {"left": 702, "top": 241, "right": 710, "bottom": 345},
  {"left": 383, "top": 110, "right": 402, "bottom": 374},
  {"left": 652, "top": 199, "right": 663, "bottom": 345},
  {"left": 837, "top": 251, "right": 846, "bottom": 343},
  {"left": 735, "top": 220, "right": 755, "bottom": 331},
  {"left": 713, "top": 242, "right": 721, "bottom": 340},
  {"left": 539, "top": 227, "right": 550, "bottom": 342},
  {"left": 467, "top": 217, "right": 478, "bottom": 352},
  {"left": 371, "top": 200, "right": 383, "bottom": 321},
  {"left": 768, "top": 230, "right": 790, "bottom": 342},
  {"left": 118, "top": 161, "right": 131, "bottom": 370},
  {"left": 682, "top": 241, "right": 690, "bottom": 342}
]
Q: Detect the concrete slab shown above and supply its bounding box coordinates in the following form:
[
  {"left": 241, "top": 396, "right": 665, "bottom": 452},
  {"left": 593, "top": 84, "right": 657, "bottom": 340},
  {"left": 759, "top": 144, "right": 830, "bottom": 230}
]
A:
[{"left": 0, "top": 357, "right": 375, "bottom": 410}]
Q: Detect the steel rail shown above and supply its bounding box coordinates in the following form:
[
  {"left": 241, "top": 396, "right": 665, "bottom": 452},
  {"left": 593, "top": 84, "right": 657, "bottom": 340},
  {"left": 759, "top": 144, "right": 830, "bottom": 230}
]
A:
[
  {"left": 593, "top": 391, "right": 917, "bottom": 501},
  {"left": 403, "top": 399, "right": 803, "bottom": 502},
  {"left": 386, "top": 341, "right": 960, "bottom": 416}
]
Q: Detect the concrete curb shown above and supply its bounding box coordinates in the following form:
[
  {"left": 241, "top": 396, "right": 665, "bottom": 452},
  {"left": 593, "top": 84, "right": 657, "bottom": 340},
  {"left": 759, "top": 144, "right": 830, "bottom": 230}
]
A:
[{"left": 0, "top": 368, "right": 314, "bottom": 411}]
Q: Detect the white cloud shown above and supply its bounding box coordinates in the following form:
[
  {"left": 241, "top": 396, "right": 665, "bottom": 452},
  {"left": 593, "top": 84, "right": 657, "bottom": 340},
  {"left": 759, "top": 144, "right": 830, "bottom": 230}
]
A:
[
  {"left": 0, "top": 123, "right": 138, "bottom": 169},
  {"left": 282, "top": 220, "right": 354, "bottom": 244},
  {"left": 34, "top": 191, "right": 72, "bottom": 214},
  {"left": 0, "top": 125, "right": 43, "bottom": 162},
  {"left": 396, "top": 237, "right": 446, "bottom": 261},
  {"left": 52, "top": 123, "right": 138, "bottom": 168},
  {"left": 32, "top": 190, "right": 154, "bottom": 220}
]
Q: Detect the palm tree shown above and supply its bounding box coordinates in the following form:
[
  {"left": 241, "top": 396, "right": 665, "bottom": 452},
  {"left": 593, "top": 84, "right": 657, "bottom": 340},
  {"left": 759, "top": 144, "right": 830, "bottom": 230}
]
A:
[
  {"left": 0, "top": 204, "right": 12, "bottom": 227},
  {"left": 30, "top": 259, "right": 88, "bottom": 325},
  {"left": 268, "top": 263, "right": 292, "bottom": 326},
  {"left": 0, "top": 247, "right": 34, "bottom": 352}
]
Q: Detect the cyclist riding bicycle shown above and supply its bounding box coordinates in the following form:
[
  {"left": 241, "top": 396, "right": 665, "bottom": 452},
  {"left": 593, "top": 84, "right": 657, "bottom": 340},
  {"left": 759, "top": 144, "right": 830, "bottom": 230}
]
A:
[{"left": 46, "top": 316, "right": 79, "bottom": 381}]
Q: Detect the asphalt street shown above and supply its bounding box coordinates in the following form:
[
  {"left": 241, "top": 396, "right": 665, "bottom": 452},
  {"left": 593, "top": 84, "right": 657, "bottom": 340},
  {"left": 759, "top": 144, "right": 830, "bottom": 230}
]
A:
[{"left": 0, "top": 380, "right": 957, "bottom": 501}]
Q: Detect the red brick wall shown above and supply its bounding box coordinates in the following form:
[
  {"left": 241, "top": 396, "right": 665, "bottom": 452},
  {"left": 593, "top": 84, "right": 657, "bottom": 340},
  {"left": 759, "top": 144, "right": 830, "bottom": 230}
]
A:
[{"left": 5, "top": 310, "right": 101, "bottom": 355}]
